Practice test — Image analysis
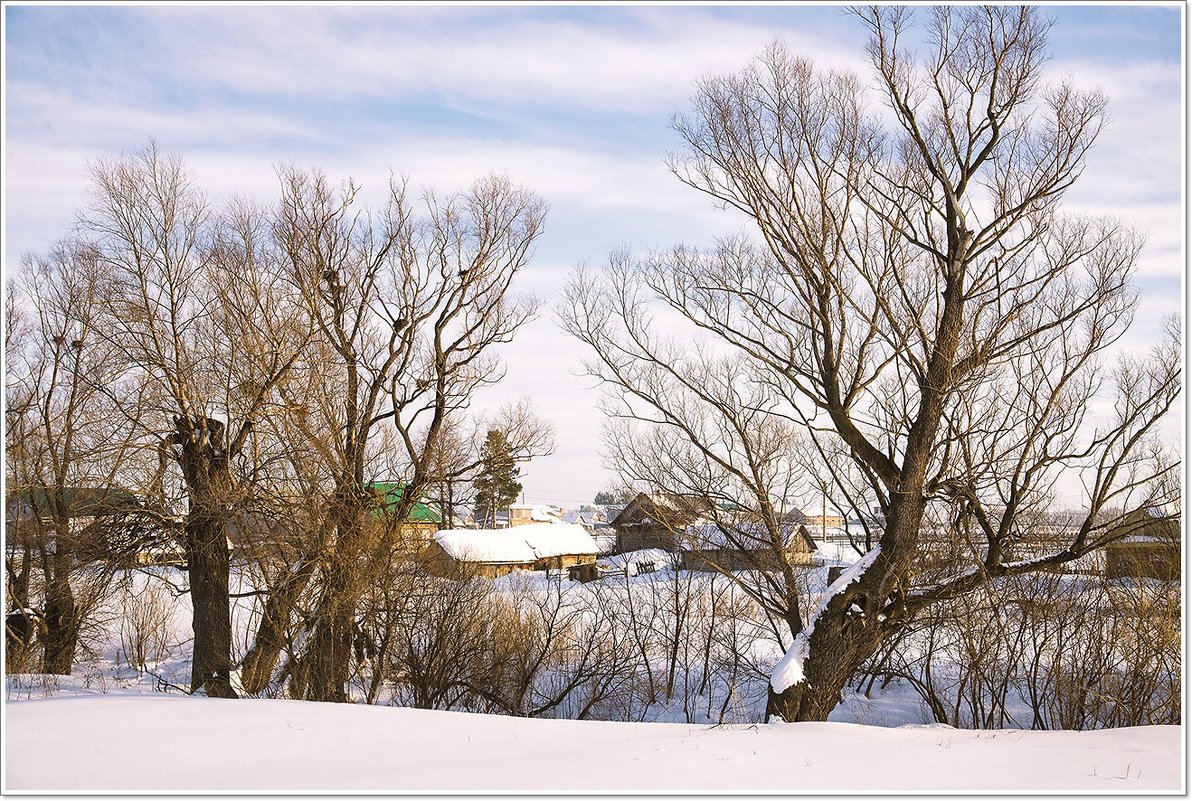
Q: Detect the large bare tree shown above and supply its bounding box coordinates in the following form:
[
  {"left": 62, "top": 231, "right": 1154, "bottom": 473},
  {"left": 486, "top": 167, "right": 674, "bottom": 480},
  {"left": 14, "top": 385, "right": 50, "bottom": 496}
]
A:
[
  {"left": 238, "top": 168, "right": 546, "bottom": 702},
  {"left": 82, "top": 143, "right": 310, "bottom": 696},
  {"left": 563, "top": 7, "right": 1180, "bottom": 722},
  {"left": 559, "top": 277, "right": 815, "bottom": 643}
]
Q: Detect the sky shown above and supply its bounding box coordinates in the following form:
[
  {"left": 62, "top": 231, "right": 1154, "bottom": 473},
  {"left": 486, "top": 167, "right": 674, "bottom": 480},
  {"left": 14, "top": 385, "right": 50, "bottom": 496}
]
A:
[{"left": 3, "top": 3, "right": 1184, "bottom": 510}]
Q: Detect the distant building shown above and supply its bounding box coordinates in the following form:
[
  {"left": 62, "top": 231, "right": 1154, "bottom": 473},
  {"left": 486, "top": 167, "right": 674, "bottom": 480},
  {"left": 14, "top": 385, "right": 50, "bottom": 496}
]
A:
[
  {"left": 7, "top": 486, "right": 140, "bottom": 537},
  {"left": 562, "top": 509, "right": 598, "bottom": 531},
  {"left": 366, "top": 482, "right": 443, "bottom": 549},
  {"left": 508, "top": 503, "right": 563, "bottom": 527},
  {"left": 804, "top": 513, "right": 845, "bottom": 529},
  {"left": 224, "top": 511, "right": 290, "bottom": 563},
  {"left": 6, "top": 485, "right": 145, "bottom": 562}
]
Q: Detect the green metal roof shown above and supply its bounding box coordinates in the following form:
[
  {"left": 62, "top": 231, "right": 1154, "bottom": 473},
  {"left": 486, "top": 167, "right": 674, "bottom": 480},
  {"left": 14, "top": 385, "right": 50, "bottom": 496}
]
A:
[{"left": 366, "top": 482, "right": 442, "bottom": 524}]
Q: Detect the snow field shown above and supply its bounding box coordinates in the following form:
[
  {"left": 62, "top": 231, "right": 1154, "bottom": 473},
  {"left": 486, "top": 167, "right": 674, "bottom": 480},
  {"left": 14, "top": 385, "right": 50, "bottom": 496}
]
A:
[{"left": 4, "top": 693, "right": 1180, "bottom": 792}]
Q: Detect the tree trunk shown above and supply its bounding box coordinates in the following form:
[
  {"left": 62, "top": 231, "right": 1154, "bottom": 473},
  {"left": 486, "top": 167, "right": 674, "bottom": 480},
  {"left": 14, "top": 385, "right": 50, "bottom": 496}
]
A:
[
  {"left": 177, "top": 417, "right": 238, "bottom": 699},
  {"left": 293, "top": 494, "right": 370, "bottom": 703},
  {"left": 185, "top": 510, "right": 237, "bottom": 697},
  {"left": 296, "top": 600, "right": 354, "bottom": 703},
  {"left": 766, "top": 619, "right": 891, "bottom": 721},
  {"left": 767, "top": 498, "right": 926, "bottom": 722},
  {"left": 240, "top": 556, "right": 318, "bottom": 695},
  {"left": 41, "top": 554, "right": 79, "bottom": 675},
  {"left": 8, "top": 543, "right": 33, "bottom": 610}
]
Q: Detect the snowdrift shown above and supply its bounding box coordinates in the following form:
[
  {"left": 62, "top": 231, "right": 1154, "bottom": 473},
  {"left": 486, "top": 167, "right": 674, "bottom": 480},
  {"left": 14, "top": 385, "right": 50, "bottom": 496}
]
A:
[{"left": 3, "top": 693, "right": 1181, "bottom": 793}]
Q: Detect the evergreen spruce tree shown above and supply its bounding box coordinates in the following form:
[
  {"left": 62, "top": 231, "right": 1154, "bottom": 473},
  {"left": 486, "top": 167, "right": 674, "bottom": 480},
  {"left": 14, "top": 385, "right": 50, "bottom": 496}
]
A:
[{"left": 473, "top": 430, "right": 522, "bottom": 527}]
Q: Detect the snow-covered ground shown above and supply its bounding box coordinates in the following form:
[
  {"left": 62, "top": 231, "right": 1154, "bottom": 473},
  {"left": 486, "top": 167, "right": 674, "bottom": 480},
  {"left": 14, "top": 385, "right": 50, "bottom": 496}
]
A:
[
  {"left": 3, "top": 690, "right": 1181, "bottom": 793},
  {"left": 3, "top": 558, "right": 1182, "bottom": 793}
]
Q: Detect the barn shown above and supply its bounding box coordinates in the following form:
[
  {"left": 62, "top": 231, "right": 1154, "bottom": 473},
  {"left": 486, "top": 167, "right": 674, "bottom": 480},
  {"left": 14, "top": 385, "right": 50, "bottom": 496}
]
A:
[
  {"left": 1104, "top": 506, "right": 1180, "bottom": 581},
  {"left": 679, "top": 520, "right": 820, "bottom": 571},
  {"left": 426, "top": 523, "right": 599, "bottom": 579}
]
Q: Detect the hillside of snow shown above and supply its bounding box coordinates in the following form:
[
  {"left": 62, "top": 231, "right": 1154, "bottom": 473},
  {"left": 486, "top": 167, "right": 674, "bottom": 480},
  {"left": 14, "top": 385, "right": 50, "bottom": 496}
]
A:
[{"left": 3, "top": 692, "right": 1181, "bottom": 793}]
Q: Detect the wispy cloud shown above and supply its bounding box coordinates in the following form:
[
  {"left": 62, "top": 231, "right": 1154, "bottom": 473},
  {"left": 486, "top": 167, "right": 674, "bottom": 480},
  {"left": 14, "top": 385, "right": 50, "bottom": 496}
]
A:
[
  {"left": 4, "top": 4, "right": 1181, "bottom": 504},
  {"left": 8, "top": 6, "right": 864, "bottom": 115}
]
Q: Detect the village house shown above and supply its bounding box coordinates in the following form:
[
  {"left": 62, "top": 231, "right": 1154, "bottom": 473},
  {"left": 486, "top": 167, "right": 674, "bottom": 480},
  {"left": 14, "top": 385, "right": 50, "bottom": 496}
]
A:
[
  {"left": 7, "top": 486, "right": 140, "bottom": 540},
  {"left": 6, "top": 486, "right": 146, "bottom": 563},
  {"left": 224, "top": 511, "right": 293, "bottom": 563},
  {"left": 366, "top": 481, "right": 443, "bottom": 550},
  {"left": 425, "top": 522, "right": 599, "bottom": 578},
  {"left": 611, "top": 493, "right": 714, "bottom": 552}
]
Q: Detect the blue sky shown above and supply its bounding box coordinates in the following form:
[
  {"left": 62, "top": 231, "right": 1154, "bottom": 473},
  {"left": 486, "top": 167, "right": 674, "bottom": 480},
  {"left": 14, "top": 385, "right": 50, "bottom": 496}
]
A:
[{"left": 4, "top": 3, "right": 1183, "bottom": 509}]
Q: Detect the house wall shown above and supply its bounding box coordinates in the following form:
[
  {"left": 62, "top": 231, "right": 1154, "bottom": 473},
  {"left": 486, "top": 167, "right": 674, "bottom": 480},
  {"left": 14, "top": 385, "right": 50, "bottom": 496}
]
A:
[
  {"left": 804, "top": 514, "right": 845, "bottom": 529},
  {"left": 617, "top": 524, "right": 678, "bottom": 553},
  {"left": 681, "top": 547, "right": 812, "bottom": 572},
  {"left": 394, "top": 522, "right": 438, "bottom": 550},
  {"left": 1105, "top": 542, "right": 1180, "bottom": 581},
  {"left": 532, "top": 553, "right": 597, "bottom": 571},
  {"left": 424, "top": 541, "right": 593, "bottom": 579},
  {"left": 508, "top": 508, "right": 533, "bottom": 527},
  {"left": 472, "top": 562, "right": 535, "bottom": 579}
]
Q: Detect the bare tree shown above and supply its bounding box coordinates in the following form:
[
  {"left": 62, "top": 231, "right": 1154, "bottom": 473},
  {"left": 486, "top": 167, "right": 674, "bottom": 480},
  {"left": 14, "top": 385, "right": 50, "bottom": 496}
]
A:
[
  {"left": 240, "top": 168, "right": 546, "bottom": 702},
  {"left": 82, "top": 142, "right": 310, "bottom": 696},
  {"left": 557, "top": 297, "right": 815, "bottom": 643},
  {"left": 563, "top": 7, "right": 1179, "bottom": 722},
  {"left": 5, "top": 239, "right": 147, "bottom": 674}
]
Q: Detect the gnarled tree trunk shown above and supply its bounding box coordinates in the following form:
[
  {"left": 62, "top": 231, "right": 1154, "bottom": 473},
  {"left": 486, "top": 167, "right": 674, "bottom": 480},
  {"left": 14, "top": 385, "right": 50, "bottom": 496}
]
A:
[{"left": 176, "top": 416, "right": 238, "bottom": 699}]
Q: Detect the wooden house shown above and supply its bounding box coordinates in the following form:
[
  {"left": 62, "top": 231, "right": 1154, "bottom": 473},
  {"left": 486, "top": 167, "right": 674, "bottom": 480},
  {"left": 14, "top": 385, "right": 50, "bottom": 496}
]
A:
[
  {"left": 611, "top": 493, "right": 714, "bottom": 553},
  {"left": 679, "top": 519, "right": 820, "bottom": 571},
  {"left": 366, "top": 482, "right": 443, "bottom": 549},
  {"left": 426, "top": 523, "right": 599, "bottom": 579},
  {"left": 1104, "top": 506, "right": 1180, "bottom": 581},
  {"left": 7, "top": 486, "right": 140, "bottom": 542}
]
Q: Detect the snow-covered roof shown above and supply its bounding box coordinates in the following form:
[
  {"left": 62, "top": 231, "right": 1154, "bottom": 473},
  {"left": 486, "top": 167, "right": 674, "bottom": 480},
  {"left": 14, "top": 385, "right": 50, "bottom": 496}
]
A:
[
  {"left": 611, "top": 493, "right": 712, "bottom": 528},
  {"left": 510, "top": 503, "right": 563, "bottom": 522},
  {"left": 434, "top": 523, "right": 598, "bottom": 563},
  {"left": 562, "top": 509, "right": 597, "bottom": 526}
]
